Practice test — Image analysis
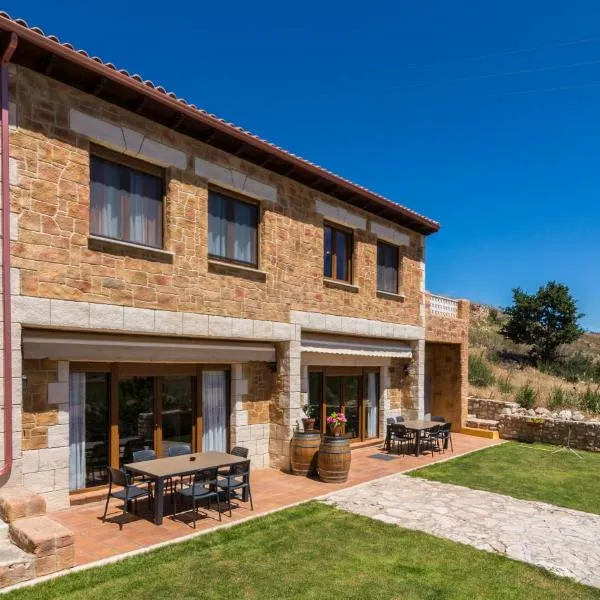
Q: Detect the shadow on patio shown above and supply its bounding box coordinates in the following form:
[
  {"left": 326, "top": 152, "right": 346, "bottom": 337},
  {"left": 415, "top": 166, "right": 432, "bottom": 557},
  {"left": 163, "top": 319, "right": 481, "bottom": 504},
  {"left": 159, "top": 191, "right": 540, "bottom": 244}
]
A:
[{"left": 51, "top": 433, "right": 499, "bottom": 567}]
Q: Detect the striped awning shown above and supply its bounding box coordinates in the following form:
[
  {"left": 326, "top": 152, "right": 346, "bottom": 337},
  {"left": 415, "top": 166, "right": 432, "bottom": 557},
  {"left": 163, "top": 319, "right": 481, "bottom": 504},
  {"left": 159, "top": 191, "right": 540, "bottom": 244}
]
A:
[
  {"left": 22, "top": 329, "right": 276, "bottom": 363},
  {"left": 301, "top": 334, "right": 412, "bottom": 359}
]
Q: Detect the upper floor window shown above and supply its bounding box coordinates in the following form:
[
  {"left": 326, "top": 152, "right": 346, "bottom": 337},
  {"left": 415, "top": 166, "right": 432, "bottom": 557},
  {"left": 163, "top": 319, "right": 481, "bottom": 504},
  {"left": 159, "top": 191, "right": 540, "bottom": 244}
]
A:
[
  {"left": 90, "top": 148, "right": 164, "bottom": 249},
  {"left": 208, "top": 189, "right": 259, "bottom": 267},
  {"left": 324, "top": 223, "right": 352, "bottom": 282},
  {"left": 377, "top": 241, "right": 399, "bottom": 294}
]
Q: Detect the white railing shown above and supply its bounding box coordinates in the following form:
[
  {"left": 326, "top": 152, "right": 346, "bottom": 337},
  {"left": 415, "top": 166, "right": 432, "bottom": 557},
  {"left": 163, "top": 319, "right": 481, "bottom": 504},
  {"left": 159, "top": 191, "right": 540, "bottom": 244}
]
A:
[{"left": 429, "top": 294, "right": 459, "bottom": 318}]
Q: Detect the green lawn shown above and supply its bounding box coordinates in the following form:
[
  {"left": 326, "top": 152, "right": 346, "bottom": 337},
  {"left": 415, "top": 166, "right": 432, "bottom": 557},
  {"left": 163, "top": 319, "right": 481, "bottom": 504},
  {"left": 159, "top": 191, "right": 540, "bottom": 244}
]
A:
[
  {"left": 6, "top": 503, "right": 599, "bottom": 600},
  {"left": 410, "top": 441, "right": 600, "bottom": 514}
]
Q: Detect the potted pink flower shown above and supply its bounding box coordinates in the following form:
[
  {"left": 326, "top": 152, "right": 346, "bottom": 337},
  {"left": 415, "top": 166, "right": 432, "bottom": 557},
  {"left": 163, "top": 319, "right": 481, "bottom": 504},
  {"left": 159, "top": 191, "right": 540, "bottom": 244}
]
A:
[{"left": 326, "top": 411, "right": 347, "bottom": 437}]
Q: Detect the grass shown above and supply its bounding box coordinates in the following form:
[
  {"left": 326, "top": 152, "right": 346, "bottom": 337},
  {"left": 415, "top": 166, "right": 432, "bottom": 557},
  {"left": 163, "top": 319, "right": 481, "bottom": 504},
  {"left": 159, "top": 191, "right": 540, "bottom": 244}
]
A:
[
  {"left": 6, "top": 503, "right": 600, "bottom": 600},
  {"left": 410, "top": 442, "right": 600, "bottom": 515}
]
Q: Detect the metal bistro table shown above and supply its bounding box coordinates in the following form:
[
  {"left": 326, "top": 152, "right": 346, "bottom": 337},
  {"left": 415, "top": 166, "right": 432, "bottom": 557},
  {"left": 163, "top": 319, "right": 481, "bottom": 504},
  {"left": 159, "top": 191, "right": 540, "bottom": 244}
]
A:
[
  {"left": 125, "top": 451, "right": 246, "bottom": 525},
  {"left": 386, "top": 420, "right": 442, "bottom": 457}
]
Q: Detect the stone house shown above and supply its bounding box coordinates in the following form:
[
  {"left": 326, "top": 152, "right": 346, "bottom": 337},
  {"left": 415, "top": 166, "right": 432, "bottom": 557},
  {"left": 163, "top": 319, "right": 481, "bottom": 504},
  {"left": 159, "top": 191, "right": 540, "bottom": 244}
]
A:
[{"left": 0, "top": 14, "right": 469, "bottom": 510}]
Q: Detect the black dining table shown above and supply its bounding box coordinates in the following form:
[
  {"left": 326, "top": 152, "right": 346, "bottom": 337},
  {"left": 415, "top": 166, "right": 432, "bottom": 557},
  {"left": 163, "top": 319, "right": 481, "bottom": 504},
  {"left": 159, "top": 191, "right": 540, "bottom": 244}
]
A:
[
  {"left": 386, "top": 420, "right": 444, "bottom": 456},
  {"left": 125, "top": 451, "right": 246, "bottom": 525}
]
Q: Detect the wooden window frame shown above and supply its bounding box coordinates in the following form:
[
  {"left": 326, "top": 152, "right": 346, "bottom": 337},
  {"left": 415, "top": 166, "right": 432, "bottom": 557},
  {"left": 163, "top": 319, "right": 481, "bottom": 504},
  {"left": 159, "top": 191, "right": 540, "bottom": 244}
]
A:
[
  {"left": 324, "top": 222, "right": 353, "bottom": 283},
  {"left": 207, "top": 187, "right": 260, "bottom": 269},
  {"left": 89, "top": 144, "right": 166, "bottom": 250},
  {"left": 376, "top": 240, "right": 400, "bottom": 294}
]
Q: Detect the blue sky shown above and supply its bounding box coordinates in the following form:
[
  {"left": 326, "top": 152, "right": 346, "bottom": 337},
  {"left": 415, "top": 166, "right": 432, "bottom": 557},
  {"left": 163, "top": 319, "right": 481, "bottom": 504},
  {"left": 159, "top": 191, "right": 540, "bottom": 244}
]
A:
[{"left": 5, "top": 1, "right": 600, "bottom": 330}]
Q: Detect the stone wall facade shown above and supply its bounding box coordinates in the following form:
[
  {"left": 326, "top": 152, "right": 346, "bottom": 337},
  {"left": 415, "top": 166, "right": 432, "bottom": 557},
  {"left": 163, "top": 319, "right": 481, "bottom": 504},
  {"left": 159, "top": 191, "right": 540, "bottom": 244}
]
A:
[
  {"left": 499, "top": 415, "right": 600, "bottom": 452},
  {"left": 9, "top": 65, "right": 426, "bottom": 326},
  {"left": 0, "top": 62, "right": 469, "bottom": 508},
  {"left": 21, "top": 360, "right": 69, "bottom": 510}
]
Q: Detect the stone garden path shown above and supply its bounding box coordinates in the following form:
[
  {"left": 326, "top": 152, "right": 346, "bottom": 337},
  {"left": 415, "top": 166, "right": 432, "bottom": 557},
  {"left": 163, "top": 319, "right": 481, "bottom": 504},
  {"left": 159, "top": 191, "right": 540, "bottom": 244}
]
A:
[{"left": 322, "top": 475, "right": 600, "bottom": 588}]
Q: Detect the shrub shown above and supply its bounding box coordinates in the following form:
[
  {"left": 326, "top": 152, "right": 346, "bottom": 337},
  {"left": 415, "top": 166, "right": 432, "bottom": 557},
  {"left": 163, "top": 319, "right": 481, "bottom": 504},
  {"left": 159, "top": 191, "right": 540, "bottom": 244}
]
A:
[
  {"left": 516, "top": 384, "right": 538, "bottom": 409},
  {"left": 539, "top": 353, "right": 600, "bottom": 384},
  {"left": 497, "top": 375, "right": 514, "bottom": 394},
  {"left": 548, "top": 387, "right": 577, "bottom": 410},
  {"left": 579, "top": 386, "right": 600, "bottom": 413},
  {"left": 468, "top": 354, "right": 495, "bottom": 387}
]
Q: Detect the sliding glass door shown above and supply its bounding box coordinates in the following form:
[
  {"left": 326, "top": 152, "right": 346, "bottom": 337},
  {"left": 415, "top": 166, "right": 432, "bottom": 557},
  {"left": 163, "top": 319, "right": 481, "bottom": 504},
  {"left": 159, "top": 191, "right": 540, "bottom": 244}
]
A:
[
  {"left": 308, "top": 368, "right": 380, "bottom": 441},
  {"left": 69, "top": 365, "right": 230, "bottom": 491},
  {"left": 161, "top": 376, "right": 194, "bottom": 455}
]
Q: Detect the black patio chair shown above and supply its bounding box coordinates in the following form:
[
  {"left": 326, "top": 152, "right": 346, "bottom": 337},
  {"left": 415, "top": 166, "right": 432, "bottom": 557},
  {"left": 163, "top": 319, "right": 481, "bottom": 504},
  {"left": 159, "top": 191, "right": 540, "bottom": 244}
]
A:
[
  {"left": 390, "top": 424, "right": 414, "bottom": 456},
  {"left": 422, "top": 425, "right": 443, "bottom": 457},
  {"left": 431, "top": 416, "right": 446, "bottom": 423},
  {"left": 168, "top": 444, "right": 192, "bottom": 457},
  {"left": 218, "top": 446, "right": 249, "bottom": 476},
  {"left": 131, "top": 448, "right": 156, "bottom": 491},
  {"left": 173, "top": 467, "right": 221, "bottom": 528},
  {"left": 102, "top": 467, "right": 152, "bottom": 530},
  {"left": 385, "top": 419, "right": 396, "bottom": 451},
  {"left": 167, "top": 444, "right": 192, "bottom": 493},
  {"left": 433, "top": 422, "right": 453, "bottom": 453},
  {"left": 395, "top": 416, "right": 405, "bottom": 423},
  {"left": 217, "top": 459, "right": 253, "bottom": 517}
]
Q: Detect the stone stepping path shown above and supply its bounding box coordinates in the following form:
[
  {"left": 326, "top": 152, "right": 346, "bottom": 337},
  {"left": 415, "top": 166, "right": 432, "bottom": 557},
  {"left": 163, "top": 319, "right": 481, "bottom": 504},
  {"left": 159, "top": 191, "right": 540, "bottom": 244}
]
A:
[{"left": 322, "top": 475, "right": 600, "bottom": 588}]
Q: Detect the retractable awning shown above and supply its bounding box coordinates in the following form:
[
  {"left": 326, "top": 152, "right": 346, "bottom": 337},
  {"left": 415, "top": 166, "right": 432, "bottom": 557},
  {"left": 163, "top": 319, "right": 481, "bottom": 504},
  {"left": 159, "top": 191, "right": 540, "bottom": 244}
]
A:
[
  {"left": 301, "top": 333, "right": 412, "bottom": 359},
  {"left": 22, "top": 329, "right": 276, "bottom": 363}
]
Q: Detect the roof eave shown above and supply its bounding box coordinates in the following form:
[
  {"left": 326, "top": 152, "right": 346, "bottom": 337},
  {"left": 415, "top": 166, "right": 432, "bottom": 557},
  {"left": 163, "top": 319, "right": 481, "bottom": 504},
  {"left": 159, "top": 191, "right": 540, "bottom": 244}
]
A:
[{"left": 0, "top": 15, "right": 440, "bottom": 235}]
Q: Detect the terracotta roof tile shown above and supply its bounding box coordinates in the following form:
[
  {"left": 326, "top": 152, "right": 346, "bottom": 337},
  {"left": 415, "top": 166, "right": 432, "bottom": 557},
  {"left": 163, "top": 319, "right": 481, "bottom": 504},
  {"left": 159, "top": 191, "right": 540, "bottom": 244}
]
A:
[{"left": 0, "top": 11, "right": 440, "bottom": 233}]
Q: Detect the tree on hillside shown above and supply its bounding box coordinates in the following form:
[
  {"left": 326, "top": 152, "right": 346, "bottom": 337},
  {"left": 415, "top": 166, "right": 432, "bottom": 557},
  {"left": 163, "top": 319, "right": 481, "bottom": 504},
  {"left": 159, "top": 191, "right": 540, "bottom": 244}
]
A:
[{"left": 501, "top": 281, "right": 585, "bottom": 362}]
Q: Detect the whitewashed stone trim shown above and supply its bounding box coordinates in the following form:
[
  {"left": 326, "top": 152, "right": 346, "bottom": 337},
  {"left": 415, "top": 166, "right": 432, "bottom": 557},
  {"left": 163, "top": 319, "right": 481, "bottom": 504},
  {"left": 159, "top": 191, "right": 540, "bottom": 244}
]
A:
[
  {"left": 369, "top": 221, "right": 410, "bottom": 246},
  {"left": 290, "top": 310, "right": 424, "bottom": 341},
  {"left": 315, "top": 198, "right": 366, "bottom": 230},
  {"left": 69, "top": 109, "right": 187, "bottom": 170},
  {"left": 195, "top": 157, "right": 277, "bottom": 203},
  {"left": 13, "top": 296, "right": 294, "bottom": 342}
]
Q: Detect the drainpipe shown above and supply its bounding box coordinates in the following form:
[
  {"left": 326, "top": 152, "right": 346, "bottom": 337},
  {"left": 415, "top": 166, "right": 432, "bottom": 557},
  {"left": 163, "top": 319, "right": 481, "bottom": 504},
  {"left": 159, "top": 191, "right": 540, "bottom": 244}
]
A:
[{"left": 0, "top": 33, "right": 18, "bottom": 478}]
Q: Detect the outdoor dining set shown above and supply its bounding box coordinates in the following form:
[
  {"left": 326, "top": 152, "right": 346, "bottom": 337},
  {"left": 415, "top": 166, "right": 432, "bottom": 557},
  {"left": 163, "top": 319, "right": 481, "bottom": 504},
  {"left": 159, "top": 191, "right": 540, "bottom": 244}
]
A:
[
  {"left": 102, "top": 445, "right": 253, "bottom": 529},
  {"left": 384, "top": 417, "right": 453, "bottom": 457}
]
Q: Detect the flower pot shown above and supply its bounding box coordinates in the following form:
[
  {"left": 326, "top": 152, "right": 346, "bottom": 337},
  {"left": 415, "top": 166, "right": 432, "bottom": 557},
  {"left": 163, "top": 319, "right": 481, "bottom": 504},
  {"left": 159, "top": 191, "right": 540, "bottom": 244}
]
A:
[
  {"left": 302, "top": 417, "right": 316, "bottom": 432},
  {"left": 329, "top": 425, "right": 342, "bottom": 437}
]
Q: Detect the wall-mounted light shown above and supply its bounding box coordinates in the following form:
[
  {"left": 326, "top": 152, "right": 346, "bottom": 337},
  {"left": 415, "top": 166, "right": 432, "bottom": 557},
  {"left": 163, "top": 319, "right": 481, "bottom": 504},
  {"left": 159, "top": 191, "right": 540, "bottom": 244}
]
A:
[{"left": 21, "top": 374, "right": 28, "bottom": 393}]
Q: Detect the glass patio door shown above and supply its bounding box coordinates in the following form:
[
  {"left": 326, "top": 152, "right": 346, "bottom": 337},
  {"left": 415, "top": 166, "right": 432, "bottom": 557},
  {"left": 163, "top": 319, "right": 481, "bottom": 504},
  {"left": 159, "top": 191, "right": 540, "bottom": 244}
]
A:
[
  {"left": 118, "top": 376, "right": 155, "bottom": 466},
  {"left": 160, "top": 377, "right": 194, "bottom": 455},
  {"left": 202, "top": 370, "right": 228, "bottom": 452},
  {"left": 324, "top": 375, "right": 361, "bottom": 439}
]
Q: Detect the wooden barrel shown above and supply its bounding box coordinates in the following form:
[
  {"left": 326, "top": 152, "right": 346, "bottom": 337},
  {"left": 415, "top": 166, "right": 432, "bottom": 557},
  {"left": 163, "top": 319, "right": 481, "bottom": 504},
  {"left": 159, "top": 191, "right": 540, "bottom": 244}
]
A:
[
  {"left": 290, "top": 431, "right": 321, "bottom": 476},
  {"left": 318, "top": 436, "right": 351, "bottom": 483}
]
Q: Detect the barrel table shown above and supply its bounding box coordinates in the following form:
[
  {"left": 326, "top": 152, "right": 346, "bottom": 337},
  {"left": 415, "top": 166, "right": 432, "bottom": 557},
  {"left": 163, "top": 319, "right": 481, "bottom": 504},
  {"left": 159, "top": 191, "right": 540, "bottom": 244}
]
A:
[
  {"left": 318, "top": 435, "right": 351, "bottom": 483},
  {"left": 290, "top": 430, "right": 321, "bottom": 476}
]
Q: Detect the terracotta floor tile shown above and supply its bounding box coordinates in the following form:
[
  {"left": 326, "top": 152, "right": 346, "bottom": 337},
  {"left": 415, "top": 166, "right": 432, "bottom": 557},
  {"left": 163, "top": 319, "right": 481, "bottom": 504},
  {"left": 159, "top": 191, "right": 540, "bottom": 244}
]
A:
[{"left": 46, "top": 434, "right": 499, "bottom": 568}]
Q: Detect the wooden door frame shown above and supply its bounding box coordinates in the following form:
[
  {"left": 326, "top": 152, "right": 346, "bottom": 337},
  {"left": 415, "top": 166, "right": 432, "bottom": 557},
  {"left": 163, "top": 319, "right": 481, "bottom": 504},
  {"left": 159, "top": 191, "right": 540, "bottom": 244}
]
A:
[{"left": 308, "top": 366, "right": 381, "bottom": 441}]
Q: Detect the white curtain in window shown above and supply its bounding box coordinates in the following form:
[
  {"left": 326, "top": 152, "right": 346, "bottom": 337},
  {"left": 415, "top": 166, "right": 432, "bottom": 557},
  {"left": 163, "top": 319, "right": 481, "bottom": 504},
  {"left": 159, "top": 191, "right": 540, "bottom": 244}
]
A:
[
  {"left": 128, "top": 170, "right": 162, "bottom": 247},
  {"left": 366, "top": 372, "right": 378, "bottom": 438},
  {"left": 90, "top": 159, "right": 121, "bottom": 239},
  {"left": 69, "top": 373, "right": 86, "bottom": 491},
  {"left": 233, "top": 201, "right": 256, "bottom": 264},
  {"left": 208, "top": 194, "right": 228, "bottom": 257},
  {"left": 202, "top": 371, "right": 227, "bottom": 452}
]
